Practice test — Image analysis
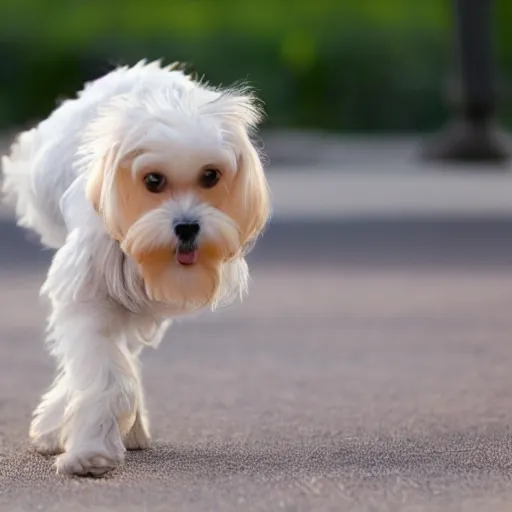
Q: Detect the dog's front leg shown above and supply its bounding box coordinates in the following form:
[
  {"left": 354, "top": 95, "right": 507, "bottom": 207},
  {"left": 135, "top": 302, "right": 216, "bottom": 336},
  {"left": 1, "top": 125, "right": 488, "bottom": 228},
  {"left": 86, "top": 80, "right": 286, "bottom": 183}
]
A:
[{"left": 50, "top": 304, "right": 139, "bottom": 477}]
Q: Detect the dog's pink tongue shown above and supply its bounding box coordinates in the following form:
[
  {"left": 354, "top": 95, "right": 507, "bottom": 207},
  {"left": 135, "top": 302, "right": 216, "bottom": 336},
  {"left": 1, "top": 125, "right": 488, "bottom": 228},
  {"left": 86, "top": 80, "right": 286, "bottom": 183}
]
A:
[{"left": 176, "top": 249, "right": 198, "bottom": 266}]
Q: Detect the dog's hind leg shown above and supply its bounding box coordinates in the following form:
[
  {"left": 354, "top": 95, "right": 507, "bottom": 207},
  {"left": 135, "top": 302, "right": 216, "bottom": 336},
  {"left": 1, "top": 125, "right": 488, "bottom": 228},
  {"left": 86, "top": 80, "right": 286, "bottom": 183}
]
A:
[
  {"left": 123, "top": 398, "right": 151, "bottom": 451},
  {"left": 30, "top": 371, "right": 68, "bottom": 455},
  {"left": 123, "top": 348, "right": 151, "bottom": 451},
  {"left": 123, "top": 319, "right": 171, "bottom": 450}
]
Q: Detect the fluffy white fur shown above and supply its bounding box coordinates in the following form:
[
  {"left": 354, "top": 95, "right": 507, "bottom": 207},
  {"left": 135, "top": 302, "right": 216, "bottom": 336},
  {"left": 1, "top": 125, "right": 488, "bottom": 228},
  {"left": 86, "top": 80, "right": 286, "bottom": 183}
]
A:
[{"left": 1, "top": 60, "right": 270, "bottom": 477}]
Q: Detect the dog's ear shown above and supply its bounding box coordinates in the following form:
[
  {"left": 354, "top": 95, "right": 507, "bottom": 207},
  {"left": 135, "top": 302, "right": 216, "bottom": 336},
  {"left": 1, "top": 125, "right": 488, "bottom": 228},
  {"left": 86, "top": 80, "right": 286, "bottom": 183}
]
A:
[
  {"left": 85, "top": 150, "right": 124, "bottom": 240},
  {"left": 85, "top": 154, "right": 105, "bottom": 213},
  {"left": 200, "top": 88, "right": 271, "bottom": 253},
  {"left": 233, "top": 135, "right": 271, "bottom": 251},
  {"left": 59, "top": 174, "right": 91, "bottom": 233}
]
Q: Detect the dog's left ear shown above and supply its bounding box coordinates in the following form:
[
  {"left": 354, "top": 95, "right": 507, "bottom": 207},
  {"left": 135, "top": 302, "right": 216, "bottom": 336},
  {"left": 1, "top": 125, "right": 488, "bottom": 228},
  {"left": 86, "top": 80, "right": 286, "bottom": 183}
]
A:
[
  {"left": 202, "top": 89, "right": 271, "bottom": 252},
  {"left": 233, "top": 133, "right": 271, "bottom": 251}
]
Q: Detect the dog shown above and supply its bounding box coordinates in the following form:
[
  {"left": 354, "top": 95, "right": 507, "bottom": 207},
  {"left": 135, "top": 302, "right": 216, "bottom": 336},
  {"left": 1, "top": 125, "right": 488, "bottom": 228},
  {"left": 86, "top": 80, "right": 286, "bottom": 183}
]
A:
[{"left": 1, "top": 60, "right": 271, "bottom": 477}]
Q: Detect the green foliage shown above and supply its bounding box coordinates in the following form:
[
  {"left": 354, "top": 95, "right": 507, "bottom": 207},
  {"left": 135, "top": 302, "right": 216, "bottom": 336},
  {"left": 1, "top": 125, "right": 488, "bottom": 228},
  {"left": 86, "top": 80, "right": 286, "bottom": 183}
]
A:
[{"left": 0, "top": 0, "right": 510, "bottom": 132}]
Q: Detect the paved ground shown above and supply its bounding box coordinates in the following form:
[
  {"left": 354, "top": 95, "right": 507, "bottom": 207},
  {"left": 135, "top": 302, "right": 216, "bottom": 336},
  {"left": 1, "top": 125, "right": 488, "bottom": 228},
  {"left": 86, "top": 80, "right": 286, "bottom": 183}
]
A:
[
  {"left": 2, "top": 135, "right": 512, "bottom": 510},
  {"left": 2, "top": 215, "right": 512, "bottom": 511}
]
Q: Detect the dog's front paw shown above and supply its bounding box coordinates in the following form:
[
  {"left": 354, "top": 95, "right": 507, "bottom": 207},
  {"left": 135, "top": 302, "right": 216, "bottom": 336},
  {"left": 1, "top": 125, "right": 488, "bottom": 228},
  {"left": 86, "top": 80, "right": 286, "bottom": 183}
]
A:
[
  {"left": 56, "top": 447, "right": 124, "bottom": 477},
  {"left": 30, "top": 430, "right": 64, "bottom": 456}
]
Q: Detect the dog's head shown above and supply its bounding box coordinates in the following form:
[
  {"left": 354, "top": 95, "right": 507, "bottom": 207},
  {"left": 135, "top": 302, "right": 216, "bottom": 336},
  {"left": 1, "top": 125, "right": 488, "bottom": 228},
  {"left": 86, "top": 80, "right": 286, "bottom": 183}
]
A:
[{"left": 82, "top": 77, "right": 270, "bottom": 310}]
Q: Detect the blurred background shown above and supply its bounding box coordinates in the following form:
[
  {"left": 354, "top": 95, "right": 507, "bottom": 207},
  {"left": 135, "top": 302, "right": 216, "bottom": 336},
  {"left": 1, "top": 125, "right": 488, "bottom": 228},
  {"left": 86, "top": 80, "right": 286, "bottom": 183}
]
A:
[
  {"left": 0, "top": 0, "right": 509, "bottom": 136},
  {"left": 4, "top": 2, "right": 512, "bottom": 509}
]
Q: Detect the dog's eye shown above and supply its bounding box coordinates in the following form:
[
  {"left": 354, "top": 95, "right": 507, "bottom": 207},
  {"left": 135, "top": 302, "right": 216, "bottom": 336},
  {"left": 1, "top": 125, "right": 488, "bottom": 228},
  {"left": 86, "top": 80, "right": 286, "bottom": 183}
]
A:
[
  {"left": 199, "top": 168, "right": 220, "bottom": 189},
  {"left": 143, "top": 172, "right": 167, "bottom": 193}
]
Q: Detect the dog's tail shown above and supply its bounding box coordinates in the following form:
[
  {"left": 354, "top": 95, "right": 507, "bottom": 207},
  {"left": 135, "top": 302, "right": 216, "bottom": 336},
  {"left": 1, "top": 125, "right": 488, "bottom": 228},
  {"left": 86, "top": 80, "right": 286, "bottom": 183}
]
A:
[
  {"left": 2, "top": 129, "right": 66, "bottom": 249},
  {"left": 2, "top": 128, "right": 39, "bottom": 215}
]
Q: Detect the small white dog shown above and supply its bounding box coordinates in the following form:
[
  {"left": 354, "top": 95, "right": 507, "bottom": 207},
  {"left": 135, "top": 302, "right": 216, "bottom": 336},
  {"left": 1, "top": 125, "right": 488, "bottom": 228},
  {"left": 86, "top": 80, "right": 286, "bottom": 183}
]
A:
[{"left": 1, "top": 60, "right": 270, "bottom": 477}]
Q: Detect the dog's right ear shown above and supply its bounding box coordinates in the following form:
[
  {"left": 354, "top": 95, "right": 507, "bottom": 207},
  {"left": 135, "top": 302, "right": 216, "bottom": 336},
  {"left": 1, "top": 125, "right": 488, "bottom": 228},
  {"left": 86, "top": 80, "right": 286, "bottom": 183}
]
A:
[
  {"left": 85, "top": 155, "right": 105, "bottom": 214},
  {"left": 84, "top": 151, "right": 124, "bottom": 241}
]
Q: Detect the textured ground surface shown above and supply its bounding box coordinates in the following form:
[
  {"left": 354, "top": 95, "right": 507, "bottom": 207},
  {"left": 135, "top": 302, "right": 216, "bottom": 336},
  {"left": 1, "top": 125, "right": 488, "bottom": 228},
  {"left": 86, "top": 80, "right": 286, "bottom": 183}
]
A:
[{"left": 1, "top": 213, "right": 512, "bottom": 511}]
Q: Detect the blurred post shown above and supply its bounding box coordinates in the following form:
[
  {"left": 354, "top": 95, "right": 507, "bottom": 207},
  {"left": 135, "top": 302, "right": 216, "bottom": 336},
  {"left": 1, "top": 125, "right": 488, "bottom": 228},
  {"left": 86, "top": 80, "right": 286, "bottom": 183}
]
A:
[{"left": 422, "top": 0, "right": 509, "bottom": 162}]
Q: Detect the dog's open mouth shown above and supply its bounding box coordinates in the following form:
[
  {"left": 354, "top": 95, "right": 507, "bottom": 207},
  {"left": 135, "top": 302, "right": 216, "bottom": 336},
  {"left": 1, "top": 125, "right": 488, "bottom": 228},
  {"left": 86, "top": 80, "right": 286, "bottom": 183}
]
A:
[{"left": 176, "top": 244, "right": 198, "bottom": 266}]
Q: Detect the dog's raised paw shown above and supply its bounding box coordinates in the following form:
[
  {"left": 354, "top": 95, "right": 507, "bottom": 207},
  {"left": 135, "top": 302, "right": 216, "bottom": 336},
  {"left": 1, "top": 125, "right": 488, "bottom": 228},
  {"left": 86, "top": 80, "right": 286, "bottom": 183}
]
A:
[{"left": 56, "top": 449, "right": 124, "bottom": 477}]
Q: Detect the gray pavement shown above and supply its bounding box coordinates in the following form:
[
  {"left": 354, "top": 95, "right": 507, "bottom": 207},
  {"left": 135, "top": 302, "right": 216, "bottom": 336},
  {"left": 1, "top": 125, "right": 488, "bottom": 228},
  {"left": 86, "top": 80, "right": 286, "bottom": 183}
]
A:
[
  {"left": 2, "top": 216, "right": 512, "bottom": 511},
  {"left": 2, "top": 136, "right": 512, "bottom": 511}
]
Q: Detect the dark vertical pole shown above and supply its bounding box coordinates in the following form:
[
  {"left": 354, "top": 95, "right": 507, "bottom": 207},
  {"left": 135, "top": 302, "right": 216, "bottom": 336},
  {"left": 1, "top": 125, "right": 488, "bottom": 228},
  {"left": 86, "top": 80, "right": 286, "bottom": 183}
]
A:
[
  {"left": 457, "top": 0, "right": 495, "bottom": 125},
  {"left": 422, "top": 0, "right": 509, "bottom": 162}
]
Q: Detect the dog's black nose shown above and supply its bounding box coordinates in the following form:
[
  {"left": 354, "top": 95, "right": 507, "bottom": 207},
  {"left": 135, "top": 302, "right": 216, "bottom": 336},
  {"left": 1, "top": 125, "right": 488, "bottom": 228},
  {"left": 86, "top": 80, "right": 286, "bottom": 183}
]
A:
[{"left": 174, "top": 222, "right": 200, "bottom": 242}]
